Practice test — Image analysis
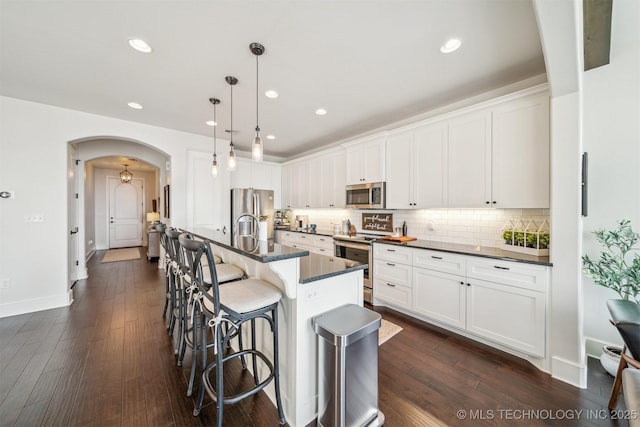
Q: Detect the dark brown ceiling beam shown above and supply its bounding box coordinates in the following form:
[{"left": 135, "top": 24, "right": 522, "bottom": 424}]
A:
[{"left": 583, "top": 0, "right": 613, "bottom": 71}]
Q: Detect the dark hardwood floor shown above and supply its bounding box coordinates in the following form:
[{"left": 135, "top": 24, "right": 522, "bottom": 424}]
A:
[{"left": 0, "top": 250, "right": 629, "bottom": 426}]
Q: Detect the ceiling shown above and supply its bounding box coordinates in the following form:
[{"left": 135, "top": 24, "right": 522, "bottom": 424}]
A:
[
  {"left": 88, "top": 156, "right": 158, "bottom": 173},
  {"left": 0, "top": 0, "right": 546, "bottom": 160}
]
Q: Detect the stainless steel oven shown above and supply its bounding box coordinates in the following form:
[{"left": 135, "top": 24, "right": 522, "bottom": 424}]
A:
[{"left": 334, "top": 235, "right": 374, "bottom": 303}]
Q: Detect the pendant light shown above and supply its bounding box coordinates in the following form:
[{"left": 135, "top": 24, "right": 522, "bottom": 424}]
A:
[
  {"left": 225, "top": 76, "right": 238, "bottom": 171},
  {"left": 120, "top": 164, "right": 133, "bottom": 183},
  {"left": 209, "top": 97, "right": 220, "bottom": 177},
  {"left": 250, "top": 42, "right": 265, "bottom": 162}
]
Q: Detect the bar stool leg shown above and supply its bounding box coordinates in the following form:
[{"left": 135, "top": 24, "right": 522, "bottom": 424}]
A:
[{"left": 272, "top": 307, "right": 286, "bottom": 425}]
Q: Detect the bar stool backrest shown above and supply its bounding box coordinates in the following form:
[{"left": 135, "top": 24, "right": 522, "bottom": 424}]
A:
[{"left": 178, "top": 233, "right": 221, "bottom": 318}]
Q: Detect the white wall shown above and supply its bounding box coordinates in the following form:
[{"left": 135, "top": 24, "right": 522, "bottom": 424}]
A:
[
  {"left": 84, "top": 162, "right": 96, "bottom": 258},
  {"left": 582, "top": 0, "right": 640, "bottom": 352},
  {"left": 0, "top": 96, "right": 222, "bottom": 317}
]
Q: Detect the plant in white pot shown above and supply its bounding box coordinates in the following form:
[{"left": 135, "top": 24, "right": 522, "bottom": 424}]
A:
[{"left": 582, "top": 219, "right": 640, "bottom": 376}]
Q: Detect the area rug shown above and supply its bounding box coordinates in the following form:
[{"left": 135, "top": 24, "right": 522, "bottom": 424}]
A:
[
  {"left": 379, "top": 319, "right": 403, "bottom": 346},
  {"left": 101, "top": 247, "right": 141, "bottom": 263}
]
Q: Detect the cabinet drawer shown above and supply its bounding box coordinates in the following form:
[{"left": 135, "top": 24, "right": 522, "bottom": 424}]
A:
[
  {"left": 466, "top": 258, "right": 549, "bottom": 292},
  {"left": 313, "top": 235, "right": 335, "bottom": 251},
  {"left": 312, "top": 246, "right": 333, "bottom": 256},
  {"left": 374, "top": 260, "right": 412, "bottom": 287},
  {"left": 373, "top": 244, "right": 412, "bottom": 265},
  {"left": 374, "top": 278, "right": 411, "bottom": 309},
  {"left": 413, "top": 249, "right": 466, "bottom": 275}
]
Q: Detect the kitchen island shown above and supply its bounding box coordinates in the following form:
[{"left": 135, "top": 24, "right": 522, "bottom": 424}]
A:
[{"left": 186, "top": 228, "right": 365, "bottom": 427}]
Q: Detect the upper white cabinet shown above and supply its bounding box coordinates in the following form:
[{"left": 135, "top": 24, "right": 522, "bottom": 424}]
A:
[
  {"left": 319, "top": 150, "right": 346, "bottom": 208},
  {"left": 344, "top": 135, "right": 385, "bottom": 185},
  {"left": 231, "top": 158, "right": 282, "bottom": 208},
  {"left": 386, "top": 121, "right": 447, "bottom": 209},
  {"left": 491, "top": 93, "right": 550, "bottom": 208},
  {"left": 447, "top": 92, "right": 550, "bottom": 209},
  {"left": 447, "top": 110, "right": 493, "bottom": 208}
]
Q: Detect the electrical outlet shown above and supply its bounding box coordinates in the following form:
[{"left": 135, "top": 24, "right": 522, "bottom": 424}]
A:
[
  {"left": 25, "top": 214, "right": 44, "bottom": 223},
  {"left": 0, "top": 278, "right": 10, "bottom": 289},
  {"left": 305, "top": 290, "right": 319, "bottom": 301}
]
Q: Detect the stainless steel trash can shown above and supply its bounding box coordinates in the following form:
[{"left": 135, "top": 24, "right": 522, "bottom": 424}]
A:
[{"left": 313, "top": 304, "right": 385, "bottom": 427}]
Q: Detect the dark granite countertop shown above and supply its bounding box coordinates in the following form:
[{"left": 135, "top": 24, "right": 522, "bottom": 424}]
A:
[
  {"left": 299, "top": 252, "right": 366, "bottom": 284},
  {"left": 374, "top": 239, "right": 552, "bottom": 267},
  {"left": 187, "top": 227, "right": 309, "bottom": 263},
  {"left": 279, "top": 228, "right": 335, "bottom": 237}
]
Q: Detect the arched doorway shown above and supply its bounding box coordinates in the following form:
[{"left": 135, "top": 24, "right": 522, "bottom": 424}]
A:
[{"left": 68, "top": 137, "right": 170, "bottom": 286}]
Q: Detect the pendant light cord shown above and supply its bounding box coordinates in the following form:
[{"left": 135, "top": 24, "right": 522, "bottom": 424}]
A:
[
  {"left": 256, "top": 54, "right": 260, "bottom": 132},
  {"left": 230, "top": 81, "right": 234, "bottom": 148},
  {"left": 213, "top": 102, "right": 217, "bottom": 155}
]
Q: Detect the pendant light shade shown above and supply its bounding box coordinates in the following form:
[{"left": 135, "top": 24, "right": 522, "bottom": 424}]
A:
[
  {"left": 209, "top": 97, "right": 220, "bottom": 177},
  {"left": 226, "top": 76, "right": 238, "bottom": 171},
  {"left": 250, "top": 42, "right": 265, "bottom": 162},
  {"left": 120, "top": 164, "right": 133, "bottom": 183}
]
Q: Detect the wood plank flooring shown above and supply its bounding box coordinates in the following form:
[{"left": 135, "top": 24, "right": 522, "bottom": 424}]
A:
[{"left": 0, "top": 251, "right": 629, "bottom": 426}]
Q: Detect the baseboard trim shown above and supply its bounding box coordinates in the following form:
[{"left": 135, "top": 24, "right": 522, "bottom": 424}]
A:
[
  {"left": 551, "top": 355, "right": 587, "bottom": 388},
  {"left": 0, "top": 292, "right": 72, "bottom": 318},
  {"left": 585, "top": 336, "right": 622, "bottom": 359}
]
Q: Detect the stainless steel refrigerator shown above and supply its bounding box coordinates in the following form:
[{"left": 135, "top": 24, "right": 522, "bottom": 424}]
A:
[{"left": 230, "top": 188, "right": 274, "bottom": 248}]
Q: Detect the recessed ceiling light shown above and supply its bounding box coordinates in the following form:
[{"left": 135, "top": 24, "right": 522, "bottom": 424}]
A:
[
  {"left": 128, "top": 102, "right": 143, "bottom": 109},
  {"left": 266, "top": 134, "right": 276, "bottom": 140},
  {"left": 206, "top": 120, "right": 217, "bottom": 126},
  {"left": 128, "top": 38, "right": 152, "bottom": 53},
  {"left": 265, "top": 90, "right": 279, "bottom": 98},
  {"left": 440, "top": 38, "right": 461, "bottom": 53},
  {"left": 315, "top": 108, "right": 327, "bottom": 116}
]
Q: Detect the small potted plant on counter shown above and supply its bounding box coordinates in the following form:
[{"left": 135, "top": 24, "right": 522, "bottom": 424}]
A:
[{"left": 582, "top": 219, "right": 640, "bottom": 376}]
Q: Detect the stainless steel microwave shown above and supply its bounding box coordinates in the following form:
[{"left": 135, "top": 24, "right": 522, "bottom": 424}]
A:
[{"left": 345, "top": 182, "right": 385, "bottom": 209}]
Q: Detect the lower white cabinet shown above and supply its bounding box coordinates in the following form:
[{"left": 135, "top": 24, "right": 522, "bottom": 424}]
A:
[
  {"left": 466, "top": 278, "right": 545, "bottom": 357},
  {"left": 413, "top": 268, "right": 466, "bottom": 329},
  {"left": 372, "top": 243, "right": 549, "bottom": 358},
  {"left": 277, "top": 230, "right": 335, "bottom": 255}
]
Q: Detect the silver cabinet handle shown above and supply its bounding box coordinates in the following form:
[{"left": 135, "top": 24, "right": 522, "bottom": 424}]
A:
[
  {"left": 386, "top": 283, "right": 396, "bottom": 287},
  {"left": 387, "top": 249, "right": 396, "bottom": 252},
  {"left": 387, "top": 262, "right": 395, "bottom": 266},
  {"left": 431, "top": 256, "right": 443, "bottom": 260},
  {"left": 494, "top": 265, "right": 510, "bottom": 270}
]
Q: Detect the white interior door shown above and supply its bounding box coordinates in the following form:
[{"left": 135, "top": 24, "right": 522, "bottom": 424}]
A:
[{"left": 108, "top": 177, "right": 143, "bottom": 248}]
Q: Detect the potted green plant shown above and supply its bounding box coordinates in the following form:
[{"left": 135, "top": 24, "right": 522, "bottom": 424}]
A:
[{"left": 582, "top": 219, "right": 640, "bottom": 375}]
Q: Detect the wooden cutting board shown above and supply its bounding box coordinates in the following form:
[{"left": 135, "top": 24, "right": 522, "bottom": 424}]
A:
[{"left": 381, "top": 235, "right": 417, "bottom": 242}]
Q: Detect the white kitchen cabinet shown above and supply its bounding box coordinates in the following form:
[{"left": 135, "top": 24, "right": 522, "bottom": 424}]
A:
[
  {"left": 386, "top": 122, "right": 447, "bottom": 209},
  {"left": 344, "top": 135, "right": 385, "bottom": 185},
  {"left": 372, "top": 242, "right": 548, "bottom": 359},
  {"left": 466, "top": 278, "right": 545, "bottom": 357},
  {"left": 447, "top": 109, "right": 493, "bottom": 208},
  {"left": 491, "top": 93, "right": 550, "bottom": 208},
  {"left": 413, "top": 268, "right": 466, "bottom": 329},
  {"left": 447, "top": 92, "right": 549, "bottom": 209},
  {"left": 281, "top": 164, "right": 293, "bottom": 209},
  {"left": 231, "top": 158, "right": 282, "bottom": 195},
  {"left": 373, "top": 244, "right": 412, "bottom": 309},
  {"left": 320, "top": 150, "right": 346, "bottom": 208}
]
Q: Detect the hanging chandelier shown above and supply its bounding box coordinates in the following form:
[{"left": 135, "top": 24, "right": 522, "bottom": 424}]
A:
[
  {"left": 225, "top": 76, "right": 238, "bottom": 171},
  {"left": 209, "top": 97, "right": 220, "bottom": 176},
  {"left": 120, "top": 164, "right": 133, "bottom": 183},
  {"left": 250, "top": 42, "right": 265, "bottom": 162}
]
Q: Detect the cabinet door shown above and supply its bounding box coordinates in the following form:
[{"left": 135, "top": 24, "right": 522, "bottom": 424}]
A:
[
  {"left": 374, "top": 278, "right": 412, "bottom": 309},
  {"left": 385, "top": 131, "right": 413, "bottom": 208},
  {"left": 413, "top": 268, "right": 466, "bottom": 329},
  {"left": 331, "top": 152, "right": 346, "bottom": 208},
  {"left": 492, "top": 94, "right": 550, "bottom": 208},
  {"left": 281, "top": 165, "right": 293, "bottom": 209},
  {"left": 413, "top": 122, "right": 447, "bottom": 208},
  {"left": 466, "top": 279, "right": 545, "bottom": 357},
  {"left": 345, "top": 145, "right": 364, "bottom": 185},
  {"left": 230, "top": 158, "right": 252, "bottom": 189},
  {"left": 362, "top": 136, "right": 385, "bottom": 183},
  {"left": 307, "top": 158, "right": 322, "bottom": 208},
  {"left": 448, "top": 110, "right": 492, "bottom": 208}
]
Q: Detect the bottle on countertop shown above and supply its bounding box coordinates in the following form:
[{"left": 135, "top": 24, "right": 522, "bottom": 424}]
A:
[{"left": 402, "top": 221, "right": 407, "bottom": 237}]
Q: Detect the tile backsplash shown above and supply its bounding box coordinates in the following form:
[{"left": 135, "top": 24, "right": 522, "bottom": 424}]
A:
[{"left": 288, "top": 208, "right": 550, "bottom": 248}]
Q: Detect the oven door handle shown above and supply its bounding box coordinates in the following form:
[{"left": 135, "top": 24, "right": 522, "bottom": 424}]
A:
[{"left": 334, "top": 241, "right": 369, "bottom": 251}]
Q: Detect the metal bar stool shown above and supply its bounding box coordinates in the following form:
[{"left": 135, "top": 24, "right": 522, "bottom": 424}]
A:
[
  {"left": 178, "top": 234, "right": 286, "bottom": 426},
  {"left": 176, "top": 234, "right": 246, "bottom": 397}
]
